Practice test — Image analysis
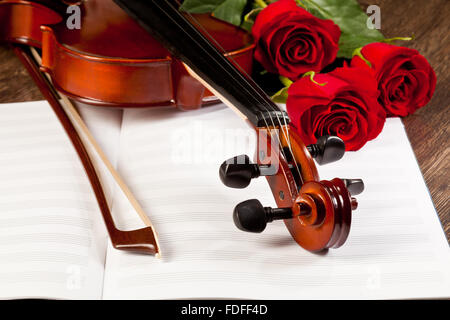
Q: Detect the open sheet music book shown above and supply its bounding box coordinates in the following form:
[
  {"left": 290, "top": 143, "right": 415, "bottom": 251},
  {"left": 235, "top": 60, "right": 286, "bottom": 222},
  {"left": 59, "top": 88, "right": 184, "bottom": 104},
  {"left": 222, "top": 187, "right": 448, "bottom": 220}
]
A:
[{"left": 0, "top": 100, "right": 448, "bottom": 299}]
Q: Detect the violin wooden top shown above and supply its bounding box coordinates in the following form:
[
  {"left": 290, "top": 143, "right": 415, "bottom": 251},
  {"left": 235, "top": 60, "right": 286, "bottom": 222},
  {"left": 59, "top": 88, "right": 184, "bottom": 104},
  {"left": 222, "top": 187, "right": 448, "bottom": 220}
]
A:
[
  {"left": 50, "top": 3, "right": 251, "bottom": 59},
  {"left": 0, "top": 0, "right": 255, "bottom": 109}
]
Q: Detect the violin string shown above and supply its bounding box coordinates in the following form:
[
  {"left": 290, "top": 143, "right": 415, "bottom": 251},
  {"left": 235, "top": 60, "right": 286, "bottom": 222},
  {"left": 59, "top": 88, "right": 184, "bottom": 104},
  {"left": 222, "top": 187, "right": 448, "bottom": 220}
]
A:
[
  {"left": 184, "top": 12, "right": 302, "bottom": 182},
  {"left": 152, "top": 4, "right": 271, "bottom": 112},
  {"left": 154, "top": 2, "right": 282, "bottom": 154},
  {"left": 168, "top": 1, "right": 303, "bottom": 181},
  {"left": 152, "top": 1, "right": 305, "bottom": 188}
]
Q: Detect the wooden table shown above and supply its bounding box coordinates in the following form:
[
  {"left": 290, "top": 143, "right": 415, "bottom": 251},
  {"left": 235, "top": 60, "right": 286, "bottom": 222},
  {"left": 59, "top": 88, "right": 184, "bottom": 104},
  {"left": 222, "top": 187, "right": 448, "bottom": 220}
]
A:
[
  {"left": 358, "top": 0, "right": 449, "bottom": 242},
  {"left": 0, "top": 0, "right": 448, "bottom": 242}
]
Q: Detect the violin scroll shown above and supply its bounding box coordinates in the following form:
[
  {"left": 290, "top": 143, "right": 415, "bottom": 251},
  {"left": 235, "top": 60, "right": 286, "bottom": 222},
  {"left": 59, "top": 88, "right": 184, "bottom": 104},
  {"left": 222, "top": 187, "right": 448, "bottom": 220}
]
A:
[{"left": 221, "top": 126, "right": 364, "bottom": 252}]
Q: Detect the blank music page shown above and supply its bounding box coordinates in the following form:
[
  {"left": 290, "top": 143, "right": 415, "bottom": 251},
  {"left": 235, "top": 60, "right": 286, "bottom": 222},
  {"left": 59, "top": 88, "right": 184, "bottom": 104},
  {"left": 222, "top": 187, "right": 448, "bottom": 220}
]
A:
[
  {"left": 0, "top": 101, "right": 107, "bottom": 299},
  {"left": 103, "top": 104, "right": 449, "bottom": 299}
]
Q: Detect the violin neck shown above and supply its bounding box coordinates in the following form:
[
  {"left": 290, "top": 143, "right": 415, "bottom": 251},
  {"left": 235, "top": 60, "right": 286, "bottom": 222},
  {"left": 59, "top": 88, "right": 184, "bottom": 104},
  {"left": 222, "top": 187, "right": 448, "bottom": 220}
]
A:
[{"left": 114, "top": 0, "right": 289, "bottom": 128}]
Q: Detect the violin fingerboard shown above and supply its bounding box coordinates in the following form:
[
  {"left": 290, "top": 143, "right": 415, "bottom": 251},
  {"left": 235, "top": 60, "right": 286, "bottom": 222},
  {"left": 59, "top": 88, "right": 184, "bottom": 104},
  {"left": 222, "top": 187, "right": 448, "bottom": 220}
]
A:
[{"left": 113, "top": 0, "right": 289, "bottom": 128}]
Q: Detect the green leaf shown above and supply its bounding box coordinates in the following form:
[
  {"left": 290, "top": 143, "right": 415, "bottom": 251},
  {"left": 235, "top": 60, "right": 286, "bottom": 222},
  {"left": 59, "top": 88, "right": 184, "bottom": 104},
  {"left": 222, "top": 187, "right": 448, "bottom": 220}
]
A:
[
  {"left": 271, "top": 86, "right": 289, "bottom": 103},
  {"left": 241, "top": 7, "right": 262, "bottom": 32},
  {"left": 352, "top": 47, "right": 372, "bottom": 67},
  {"left": 271, "top": 76, "right": 292, "bottom": 103},
  {"left": 213, "top": 0, "right": 247, "bottom": 26},
  {"left": 300, "top": 0, "right": 384, "bottom": 58},
  {"left": 302, "top": 71, "right": 328, "bottom": 86},
  {"left": 179, "top": 0, "right": 225, "bottom": 13},
  {"left": 279, "top": 75, "right": 293, "bottom": 87}
]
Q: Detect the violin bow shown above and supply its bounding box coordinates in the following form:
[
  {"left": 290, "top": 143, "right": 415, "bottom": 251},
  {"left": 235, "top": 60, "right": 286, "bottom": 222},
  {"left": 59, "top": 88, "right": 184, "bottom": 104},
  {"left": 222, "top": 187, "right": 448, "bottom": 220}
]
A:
[
  {"left": 12, "top": 44, "right": 160, "bottom": 257},
  {"left": 114, "top": 0, "right": 365, "bottom": 252}
]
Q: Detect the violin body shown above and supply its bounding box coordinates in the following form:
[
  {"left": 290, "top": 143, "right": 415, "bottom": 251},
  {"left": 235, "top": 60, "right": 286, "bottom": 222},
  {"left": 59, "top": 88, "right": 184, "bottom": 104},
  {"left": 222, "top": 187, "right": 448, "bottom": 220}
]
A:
[{"left": 0, "top": 0, "right": 254, "bottom": 109}]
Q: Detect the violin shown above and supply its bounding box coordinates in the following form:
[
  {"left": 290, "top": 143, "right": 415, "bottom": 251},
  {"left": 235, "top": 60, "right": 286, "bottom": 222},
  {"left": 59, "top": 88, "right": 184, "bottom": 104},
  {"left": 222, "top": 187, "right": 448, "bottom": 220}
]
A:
[
  {"left": 0, "top": 0, "right": 365, "bottom": 253},
  {"left": 114, "top": 0, "right": 365, "bottom": 252}
]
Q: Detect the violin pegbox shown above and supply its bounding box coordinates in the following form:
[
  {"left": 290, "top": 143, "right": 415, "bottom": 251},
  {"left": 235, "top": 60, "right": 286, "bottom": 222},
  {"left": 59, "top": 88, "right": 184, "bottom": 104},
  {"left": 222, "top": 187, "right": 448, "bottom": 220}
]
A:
[
  {"left": 307, "top": 135, "right": 345, "bottom": 165},
  {"left": 219, "top": 124, "right": 364, "bottom": 252}
]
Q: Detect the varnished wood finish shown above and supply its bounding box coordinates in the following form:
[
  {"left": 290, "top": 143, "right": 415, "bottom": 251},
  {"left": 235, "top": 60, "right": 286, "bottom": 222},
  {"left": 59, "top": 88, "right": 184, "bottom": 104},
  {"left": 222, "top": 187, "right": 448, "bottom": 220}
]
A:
[
  {"left": 13, "top": 45, "right": 159, "bottom": 255},
  {"left": 115, "top": 0, "right": 288, "bottom": 127},
  {"left": 0, "top": 0, "right": 62, "bottom": 46},
  {"left": 281, "top": 127, "right": 319, "bottom": 182},
  {"left": 0, "top": 0, "right": 254, "bottom": 109},
  {"left": 257, "top": 126, "right": 354, "bottom": 251},
  {"left": 0, "top": 0, "right": 447, "bottom": 244}
]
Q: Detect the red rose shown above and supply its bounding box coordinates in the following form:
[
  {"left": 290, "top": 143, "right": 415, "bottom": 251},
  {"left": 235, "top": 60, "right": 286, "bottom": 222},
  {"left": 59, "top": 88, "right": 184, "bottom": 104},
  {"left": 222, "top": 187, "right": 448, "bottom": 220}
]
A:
[
  {"left": 252, "top": 0, "right": 340, "bottom": 81},
  {"left": 351, "top": 43, "right": 436, "bottom": 117},
  {"left": 287, "top": 66, "right": 386, "bottom": 151}
]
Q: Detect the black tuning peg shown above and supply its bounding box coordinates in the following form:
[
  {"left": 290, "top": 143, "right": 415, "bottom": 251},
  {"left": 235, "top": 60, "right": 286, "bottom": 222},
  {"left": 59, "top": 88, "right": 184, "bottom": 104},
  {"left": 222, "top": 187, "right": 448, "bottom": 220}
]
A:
[
  {"left": 307, "top": 135, "right": 345, "bottom": 165},
  {"left": 219, "top": 155, "right": 274, "bottom": 189},
  {"left": 342, "top": 179, "right": 365, "bottom": 196},
  {"left": 233, "top": 199, "right": 311, "bottom": 233},
  {"left": 233, "top": 199, "right": 293, "bottom": 233}
]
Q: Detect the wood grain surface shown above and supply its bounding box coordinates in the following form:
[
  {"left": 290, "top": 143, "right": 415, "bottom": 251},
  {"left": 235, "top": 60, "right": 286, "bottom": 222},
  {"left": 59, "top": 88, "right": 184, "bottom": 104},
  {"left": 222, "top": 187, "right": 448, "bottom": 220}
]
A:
[{"left": 0, "top": 0, "right": 448, "bottom": 242}]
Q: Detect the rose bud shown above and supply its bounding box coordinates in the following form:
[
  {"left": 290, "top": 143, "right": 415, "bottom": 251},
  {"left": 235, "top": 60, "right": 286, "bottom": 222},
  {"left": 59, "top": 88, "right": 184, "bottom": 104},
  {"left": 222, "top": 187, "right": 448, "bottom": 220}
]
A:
[
  {"left": 287, "top": 66, "right": 386, "bottom": 151},
  {"left": 252, "top": 0, "right": 341, "bottom": 81},
  {"left": 351, "top": 43, "right": 436, "bottom": 117}
]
